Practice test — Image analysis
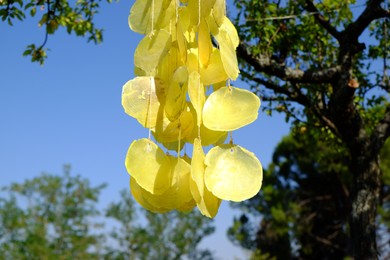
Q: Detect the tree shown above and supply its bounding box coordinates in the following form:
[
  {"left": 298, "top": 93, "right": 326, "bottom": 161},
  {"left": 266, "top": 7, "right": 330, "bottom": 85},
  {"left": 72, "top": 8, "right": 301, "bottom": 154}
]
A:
[
  {"left": 0, "top": 166, "right": 216, "bottom": 259},
  {"left": 0, "top": 0, "right": 113, "bottom": 64},
  {"left": 234, "top": 0, "right": 389, "bottom": 258},
  {"left": 228, "top": 129, "right": 390, "bottom": 259},
  {"left": 105, "top": 189, "right": 215, "bottom": 260},
  {"left": 0, "top": 165, "right": 106, "bottom": 259}
]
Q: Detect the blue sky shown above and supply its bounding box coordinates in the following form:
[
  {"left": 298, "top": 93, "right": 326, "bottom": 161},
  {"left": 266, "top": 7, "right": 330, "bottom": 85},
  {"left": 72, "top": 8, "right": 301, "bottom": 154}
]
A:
[{"left": 0, "top": 1, "right": 291, "bottom": 258}]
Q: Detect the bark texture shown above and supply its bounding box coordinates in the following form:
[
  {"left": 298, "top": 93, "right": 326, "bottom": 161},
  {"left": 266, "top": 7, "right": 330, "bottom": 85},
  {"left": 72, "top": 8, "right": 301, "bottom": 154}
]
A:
[{"left": 237, "top": 0, "right": 390, "bottom": 258}]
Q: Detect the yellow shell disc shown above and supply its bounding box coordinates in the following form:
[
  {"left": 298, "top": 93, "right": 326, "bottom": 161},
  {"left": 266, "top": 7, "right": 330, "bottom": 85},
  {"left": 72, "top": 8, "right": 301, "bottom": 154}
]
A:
[
  {"left": 125, "top": 138, "right": 172, "bottom": 195},
  {"left": 134, "top": 29, "right": 172, "bottom": 73},
  {"left": 204, "top": 144, "right": 263, "bottom": 202},
  {"left": 130, "top": 177, "right": 170, "bottom": 213},
  {"left": 142, "top": 155, "right": 195, "bottom": 210},
  {"left": 190, "top": 138, "right": 221, "bottom": 218},
  {"left": 212, "top": 0, "right": 226, "bottom": 26},
  {"left": 121, "top": 76, "right": 165, "bottom": 128},
  {"left": 215, "top": 27, "right": 239, "bottom": 80},
  {"left": 176, "top": 21, "right": 188, "bottom": 64},
  {"left": 185, "top": 103, "right": 227, "bottom": 146},
  {"left": 164, "top": 80, "right": 187, "bottom": 121},
  {"left": 219, "top": 17, "right": 239, "bottom": 48},
  {"left": 200, "top": 49, "right": 228, "bottom": 86},
  {"left": 161, "top": 140, "right": 185, "bottom": 152},
  {"left": 156, "top": 46, "right": 183, "bottom": 86},
  {"left": 203, "top": 86, "right": 260, "bottom": 131},
  {"left": 178, "top": 6, "right": 190, "bottom": 32},
  {"left": 198, "top": 18, "right": 212, "bottom": 68},
  {"left": 129, "top": 0, "right": 175, "bottom": 34},
  {"left": 188, "top": 71, "right": 205, "bottom": 126},
  {"left": 153, "top": 107, "right": 194, "bottom": 143}
]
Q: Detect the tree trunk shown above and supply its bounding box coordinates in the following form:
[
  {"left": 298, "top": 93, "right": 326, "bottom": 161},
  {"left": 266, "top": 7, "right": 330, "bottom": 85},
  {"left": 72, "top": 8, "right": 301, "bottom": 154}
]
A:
[{"left": 349, "top": 145, "right": 381, "bottom": 259}]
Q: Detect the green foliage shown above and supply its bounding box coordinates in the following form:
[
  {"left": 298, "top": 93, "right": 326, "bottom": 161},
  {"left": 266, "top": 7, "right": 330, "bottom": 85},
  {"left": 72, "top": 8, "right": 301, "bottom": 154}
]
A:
[
  {"left": 235, "top": 0, "right": 389, "bottom": 128},
  {"left": 105, "top": 189, "right": 215, "bottom": 260},
  {"left": 228, "top": 128, "right": 390, "bottom": 258},
  {"left": 0, "top": 165, "right": 215, "bottom": 259},
  {"left": 233, "top": 1, "right": 390, "bottom": 257},
  {"left": 0, "top": 165, "right": 106, "bottom": 259},
  {"left": 1, "top": 0, "right": 112, "bottom": 64}
]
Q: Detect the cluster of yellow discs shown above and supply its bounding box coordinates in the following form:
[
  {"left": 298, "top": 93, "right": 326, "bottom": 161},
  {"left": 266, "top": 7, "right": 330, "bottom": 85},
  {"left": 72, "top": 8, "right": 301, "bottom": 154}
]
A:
[{"left": 121, "top": 0, "right": 263, "bottom": 218}]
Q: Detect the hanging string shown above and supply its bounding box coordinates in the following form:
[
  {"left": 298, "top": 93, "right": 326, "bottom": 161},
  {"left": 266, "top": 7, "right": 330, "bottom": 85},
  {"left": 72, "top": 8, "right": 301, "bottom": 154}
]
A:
[
  {"left": 177, "top": 122, "right": 182, "bottom": 159},
  {"left": 175, "top": 0, "right": 179, "bottom": 23},
  {"left": 150, "top": 0, "right": 155, "bottom": 36},
  {"left": 147, "top": 76, "right": 154, "bottom": 140},
  {"left": 229, "top": 131, "right": 233, "bottom": 145},
  {"left": 197, "top": 0, "right": 201, "bottom": 26},
  {"left": 197, "top": 0, "right": 201, "bottom": 139}
]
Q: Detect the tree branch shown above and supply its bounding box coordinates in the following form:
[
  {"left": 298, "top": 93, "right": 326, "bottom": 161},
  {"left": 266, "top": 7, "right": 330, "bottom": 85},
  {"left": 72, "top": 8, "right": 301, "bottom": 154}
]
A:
[
  {"left": 344, "top": 0, "right": 390, "bottom": 43},
  {"left": 246, "top": 71, "right": 341, "bottom": 136},
  {"left": 237, "top": 43, "right": 341, "bottom": 84},
  {"left": 304, "top": 0, "right": 342, "bottom": 41},
  {"left": 372, "top": 105, "right": 390, "bottom": 153}
]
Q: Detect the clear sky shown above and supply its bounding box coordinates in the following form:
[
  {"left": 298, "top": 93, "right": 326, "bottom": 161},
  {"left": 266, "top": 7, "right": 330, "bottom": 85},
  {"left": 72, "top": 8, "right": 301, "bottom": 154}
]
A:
[{"left": 0, "top": 1, "right": 290, "bottom": 259}]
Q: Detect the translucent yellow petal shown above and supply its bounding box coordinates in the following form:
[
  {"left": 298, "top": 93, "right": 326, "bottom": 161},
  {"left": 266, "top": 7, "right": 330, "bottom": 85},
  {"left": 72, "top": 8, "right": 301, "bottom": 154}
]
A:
[
  {"left": 212, "top": 81, "right": 225, "bottom": 91},
  {"left": 219, "top": 17, "right": 239, "bottom": 48},
  {"left": 182, "top": 154, "right": 192, "bottom": 164},
  {"left": 206, "top": 14, "right": 219, "bottom": 36},
  {"left": 212, "top": 0, "right": 226, "bottom": 26},
  {"left": 215, "top": 28, "right": 239, "bottom": 80},
  {"left": 172, "top": 66, "right": 188, "bottom": 85},
  {"left": 153, "top": 107, "right": 194, "bottom": 143},
  {"left": 164, "top": 66, "right": 188, "bottom": 121},
  {"left": 185, "top": 103, "right": 227, "bottom": 146},
  {"left": 190, "top": 138, "right": 206, "bottom": 198},
  {"left": 186, "top": 49, "right": 199, "bottom": 74},
  {"left": 129, "top": 0, "right": 174, "bottom": 34},
  {"left": 200, "top": 48, "right": 229, "bottom": 85},
  {"left": 190, "top": 138, "right": 222, "bottom": 218},
  {"left": 134, "top": 29, "right": 172, "bottom": 73},
  {"left": 188, "top": 0, "right": 216, "bottom": 25},
  {"left": 187, "top": 0, "right": 199, "bottom": 26},
  {"left": 188, "top": 71, "right": 205, "bottom": 126},
  {"left": 156, "top": 46, "right": 182, "bottom": 85},
  {"left": 161, "top": 140, "right": 185, "bottom": 152},
  {"left": 130, "top": 177, "right": 170, "bottom": 213},
  {"left": 198, "top": 18, "right": 212, "bottom": 68},
  {"left": 125, "top": 138, "right": 172, "bottom": 195},
  {"left": 176, "top": 20, "right": 188, "bottom": 63},
  {"left": 177, "top": 199, "right": 197, "bottom": 212},
  {"left": 178, "top": 6, "right": 190, "bottom": 32},
  {"left": 142, "top": 155, "right": 195, "bottom": 210},
  {"left": 121, "top": 76, "right": 165, "bottom": 128},
  {"left": 204, "top": 144, "right": 263, "bottom": 202},
  {"left": 203, "top": 86, "right": 260, "bottom": 131}
]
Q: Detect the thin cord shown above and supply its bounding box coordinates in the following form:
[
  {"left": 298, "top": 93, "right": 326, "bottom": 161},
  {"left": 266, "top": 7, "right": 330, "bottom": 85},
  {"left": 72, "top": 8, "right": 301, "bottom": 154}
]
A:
[
  {"left": 148, "top": 77, "right": 154, "bottom": 140},
  {"left": 244, "top": 4, "right": 366, "bottom": 22},
  {"left": 177, "top": 122, "right": 182, "bottom": 158},
  {"left": 150, "top": 0, "right": 155, "bottom": 35},
  {"left": 197, "top": 0, "right": 201, "bottom": 139}
]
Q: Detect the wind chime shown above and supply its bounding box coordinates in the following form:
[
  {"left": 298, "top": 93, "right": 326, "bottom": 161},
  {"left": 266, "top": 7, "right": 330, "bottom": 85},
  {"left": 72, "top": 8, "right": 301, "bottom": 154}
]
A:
[{"left": 121, "top": 0, "right": 263, "bottom": 218}]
